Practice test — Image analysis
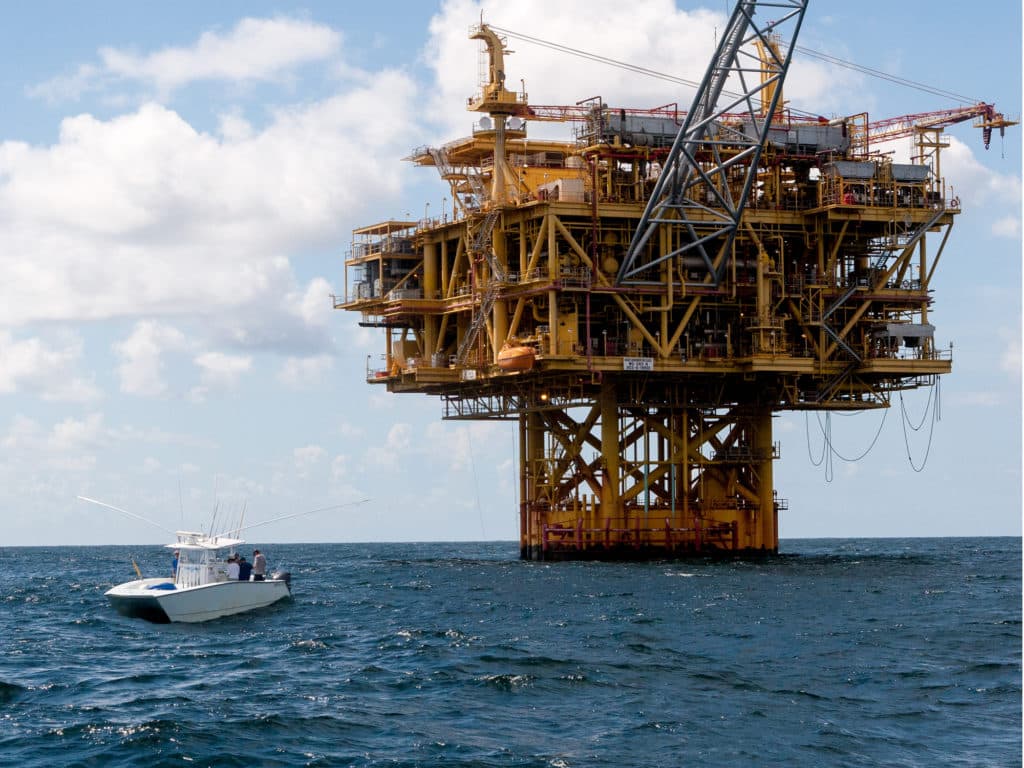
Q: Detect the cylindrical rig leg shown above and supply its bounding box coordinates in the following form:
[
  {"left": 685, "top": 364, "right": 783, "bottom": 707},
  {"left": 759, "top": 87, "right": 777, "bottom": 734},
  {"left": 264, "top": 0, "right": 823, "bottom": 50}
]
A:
[
  {"left": 753, "top": 406, "right": 778, "bottom": 553},
  {"left": 599, "top": 380, "right": 620, "bottom": 555},
  {"left": 522, "top": 408, "right": 546, "bottom": 560},
  {"left": 518, "top": 413, "right": 528, "bottom": 559}
]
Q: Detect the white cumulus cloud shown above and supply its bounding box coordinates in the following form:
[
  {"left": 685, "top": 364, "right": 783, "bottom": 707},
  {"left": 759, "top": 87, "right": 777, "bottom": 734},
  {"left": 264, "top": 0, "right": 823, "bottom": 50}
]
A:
[
  {"left": 991, "top": 215, "right": 1021, "bottom": 239},
  {"left": 195, "top": 351, "right": 252, "bottom": 387},
  {"left": 294, "top": 444, "right": 326, "bottom": 478},
  {"left": 30, "top": 17, "right": 342, "bottom": 101},
  {"left": 278, "top": 354, "right": 334, "bottom": 389},
  {"left": 113, "top": 321, "right": 188, "bottom": 396},
  {"left": 366, "top": 422, "right": 413, "bottom": 465},
  {"left": 50, "top": 413, "right": 105, "bottom": 452},
  {"left": 942, "top": 135, "right": 1022, "bottom": 207},
  {"left": 0, "top": 330, "right": 100, "bottom": 401},
  {"left": 1, "top": 81, "right": 417, "bottom": 328}
]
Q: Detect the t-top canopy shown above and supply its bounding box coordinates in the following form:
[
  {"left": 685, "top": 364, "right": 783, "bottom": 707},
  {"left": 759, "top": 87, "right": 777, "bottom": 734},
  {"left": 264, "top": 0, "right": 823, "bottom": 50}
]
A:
[{"left": 167, "top": 531, "right": 245, "bottom": 550}]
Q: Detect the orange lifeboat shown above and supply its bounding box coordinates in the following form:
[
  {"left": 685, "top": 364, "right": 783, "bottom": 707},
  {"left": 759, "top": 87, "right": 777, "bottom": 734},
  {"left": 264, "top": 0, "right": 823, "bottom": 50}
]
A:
[{"left": 497, "top": 344, "right": 536, "bottom": 371}]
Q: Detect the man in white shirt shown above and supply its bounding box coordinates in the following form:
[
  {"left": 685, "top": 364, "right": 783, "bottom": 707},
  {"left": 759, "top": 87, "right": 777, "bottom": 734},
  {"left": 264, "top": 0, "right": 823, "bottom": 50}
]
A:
[{"left": 252, "top": 549, "right": 267, "bottom": 581}]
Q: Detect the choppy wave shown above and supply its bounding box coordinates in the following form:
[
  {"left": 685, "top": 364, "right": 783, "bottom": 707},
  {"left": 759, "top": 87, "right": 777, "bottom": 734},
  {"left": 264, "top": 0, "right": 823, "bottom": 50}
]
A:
[{"left": 0, "top": 537, "right": 1019, "bottom": 767}]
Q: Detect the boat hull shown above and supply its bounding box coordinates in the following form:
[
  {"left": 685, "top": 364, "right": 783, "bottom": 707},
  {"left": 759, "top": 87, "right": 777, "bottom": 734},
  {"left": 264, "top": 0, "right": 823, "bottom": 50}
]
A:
[{"left": 106, "top": 577, "right": 292, "bottom": 623}]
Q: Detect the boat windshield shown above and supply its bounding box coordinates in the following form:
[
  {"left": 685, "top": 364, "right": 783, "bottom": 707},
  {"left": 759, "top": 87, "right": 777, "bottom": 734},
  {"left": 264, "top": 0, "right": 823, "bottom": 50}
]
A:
[{"left": 175, "top": 547, "right": 233, "bottom": 588}]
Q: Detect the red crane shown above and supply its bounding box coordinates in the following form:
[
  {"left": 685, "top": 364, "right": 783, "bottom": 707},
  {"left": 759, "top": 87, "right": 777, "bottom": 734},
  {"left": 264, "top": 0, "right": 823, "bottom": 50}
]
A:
[{"left": 863, "top": 102, "right": 1017, "bottom": 151}]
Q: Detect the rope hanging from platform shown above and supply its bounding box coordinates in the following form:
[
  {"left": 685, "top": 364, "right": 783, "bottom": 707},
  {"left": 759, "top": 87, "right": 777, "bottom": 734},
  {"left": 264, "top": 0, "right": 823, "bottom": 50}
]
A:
[
  {"left": 467, "top": 425, "right": 487, "bottom": 538},
  {"left": 899, "top": 378, "right": 942, "bottom": 473},
  {"left": 805, "top": 406, "right": 889, "bottom": 483},
  {"left": 805, "top": 377, "right": 942, "bottom": 480}
]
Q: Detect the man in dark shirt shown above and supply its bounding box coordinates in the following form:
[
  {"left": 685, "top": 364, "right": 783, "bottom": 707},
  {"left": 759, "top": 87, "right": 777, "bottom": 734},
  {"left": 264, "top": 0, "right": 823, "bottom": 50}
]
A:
[{"left": 237, "top": 556, "right": 253, "bottom": 581}]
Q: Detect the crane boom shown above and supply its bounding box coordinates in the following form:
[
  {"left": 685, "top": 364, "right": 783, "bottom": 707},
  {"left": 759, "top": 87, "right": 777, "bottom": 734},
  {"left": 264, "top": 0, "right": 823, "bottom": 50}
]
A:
[{"left": 862, "top": 103, "right": 1017, "bottom": 150}]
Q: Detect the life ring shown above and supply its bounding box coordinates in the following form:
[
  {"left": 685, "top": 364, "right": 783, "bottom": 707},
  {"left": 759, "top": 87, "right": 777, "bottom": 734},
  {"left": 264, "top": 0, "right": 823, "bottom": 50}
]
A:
[{"left": 951, "top": 196, "right": 960, "bottom": 208}]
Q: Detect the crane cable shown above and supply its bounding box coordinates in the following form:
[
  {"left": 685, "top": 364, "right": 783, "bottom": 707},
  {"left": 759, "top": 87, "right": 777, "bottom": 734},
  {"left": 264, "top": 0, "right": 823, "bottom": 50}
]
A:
[
  {"left": 490, "top": 25, "right": 983, "bottom": 111},
  {"left": 489, "top": 24, "right": 823, "bottom": 121},
  {"left": 792, "top": 46, "right": 981, "bottom": 105},
  {"left": 488, "top": 25, "right": 705, "bottom": 92}
]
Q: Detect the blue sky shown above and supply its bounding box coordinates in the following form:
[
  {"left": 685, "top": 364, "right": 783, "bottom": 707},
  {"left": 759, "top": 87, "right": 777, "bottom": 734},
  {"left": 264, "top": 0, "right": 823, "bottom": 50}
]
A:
[{"left": 2, "top": 1, "right": 1020, "bottom": 546}]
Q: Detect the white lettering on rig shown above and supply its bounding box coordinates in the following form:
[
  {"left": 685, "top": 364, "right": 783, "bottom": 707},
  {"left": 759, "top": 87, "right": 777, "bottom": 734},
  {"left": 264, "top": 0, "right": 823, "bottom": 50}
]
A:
[{"left": 623, "top": 357, "right": 654, "bottom": 371}]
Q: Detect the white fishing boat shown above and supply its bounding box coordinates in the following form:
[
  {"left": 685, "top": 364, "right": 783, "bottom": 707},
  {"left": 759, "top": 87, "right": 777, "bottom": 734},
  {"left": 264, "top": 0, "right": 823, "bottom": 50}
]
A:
[
  {"left": 79, "top": 493, "right": 366, "bottom": 623},
  {"left": 105, "top": 530, "right": 292, "bottom": 623}
]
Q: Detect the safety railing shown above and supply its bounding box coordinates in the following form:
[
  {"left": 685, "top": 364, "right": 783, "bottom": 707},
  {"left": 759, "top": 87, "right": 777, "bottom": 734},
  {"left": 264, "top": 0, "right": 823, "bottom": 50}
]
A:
[{"left": 540, "top": 516, "right": 738, "bottom": 553}]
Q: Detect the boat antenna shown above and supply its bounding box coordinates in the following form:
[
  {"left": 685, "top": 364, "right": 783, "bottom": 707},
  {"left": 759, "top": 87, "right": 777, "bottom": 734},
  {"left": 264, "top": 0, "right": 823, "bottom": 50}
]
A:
[
  {"left": 216, "top": 499, "right": 371, "bottom": 538},
  {"left": 76, "top": 496, "right": 177, "bottom": 535}
]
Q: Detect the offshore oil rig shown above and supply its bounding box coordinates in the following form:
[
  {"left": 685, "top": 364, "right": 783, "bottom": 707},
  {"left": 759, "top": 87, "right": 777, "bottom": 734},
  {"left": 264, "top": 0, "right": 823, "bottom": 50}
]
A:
[{"left": 337, "top": 1, "right": 1014, "bottom": 559}]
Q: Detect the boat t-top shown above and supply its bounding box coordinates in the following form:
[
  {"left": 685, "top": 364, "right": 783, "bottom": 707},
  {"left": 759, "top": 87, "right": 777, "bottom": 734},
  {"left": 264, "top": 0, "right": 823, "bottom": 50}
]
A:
[{"left": 105, "top": 530, "right": 292, "bottom": 623}]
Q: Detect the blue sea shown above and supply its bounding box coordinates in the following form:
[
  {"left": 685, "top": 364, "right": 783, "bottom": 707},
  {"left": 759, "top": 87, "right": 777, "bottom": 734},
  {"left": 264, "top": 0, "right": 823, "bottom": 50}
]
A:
[{"left": 0, "top": 538, "right": 1019, "bottom": 767}]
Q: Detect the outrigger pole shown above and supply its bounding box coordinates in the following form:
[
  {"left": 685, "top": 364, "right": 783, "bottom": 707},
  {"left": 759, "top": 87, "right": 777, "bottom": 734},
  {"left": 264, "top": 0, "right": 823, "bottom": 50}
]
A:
[
  {"left": 76, "top": 495, "right": 177, "bottom": 535},
  {"left": 76, "top": 495, "right": 372, "bottom": 541},
  {"left": 220, "top": 499, "right": 372, "bottom": 539}
]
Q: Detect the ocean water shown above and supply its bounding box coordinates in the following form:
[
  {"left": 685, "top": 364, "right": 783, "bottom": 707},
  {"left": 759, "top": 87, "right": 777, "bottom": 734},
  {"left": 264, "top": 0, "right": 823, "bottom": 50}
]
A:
[{"left": 0, "top": 538, "right": 1019, "bottom": 767}]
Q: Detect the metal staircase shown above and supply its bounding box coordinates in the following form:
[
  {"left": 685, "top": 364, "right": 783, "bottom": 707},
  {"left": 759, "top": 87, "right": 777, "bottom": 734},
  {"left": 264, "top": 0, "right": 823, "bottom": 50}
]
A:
[
  {"left": 429, "top": 146, "right": 489, "bottom": 210},
  {"left": 821, "top": 282, "right": 864, "bottom": 363},
  {"left": 471, "top": 208, "right": 503, "bottom": 279},
  {"left": 455, "top": 208, "right": 504, "bottom": 365},
  {"left": 456, "top": 281, "right": 502, "bottom": 365}
]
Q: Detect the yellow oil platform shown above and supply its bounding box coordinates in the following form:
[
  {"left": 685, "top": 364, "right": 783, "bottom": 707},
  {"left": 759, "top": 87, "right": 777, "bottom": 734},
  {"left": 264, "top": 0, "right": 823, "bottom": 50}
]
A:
[{"left": 336, "top": 3, "right": 1015, "bottom": 560}]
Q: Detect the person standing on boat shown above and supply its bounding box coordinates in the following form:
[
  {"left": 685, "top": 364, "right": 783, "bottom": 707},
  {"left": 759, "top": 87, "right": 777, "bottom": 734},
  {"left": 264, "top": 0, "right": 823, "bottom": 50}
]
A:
[
  {"left": 226, "top": 554, "right": 240, "bottom": 580},
  {"left": 172, "top": 550, "right": 179, "bottom": 579},
  {"left": 237, "top": 555, "right": 252, "bottom": 581},
  {"left": 252, "top": 550, "right": 267, "bottom": 582}
]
